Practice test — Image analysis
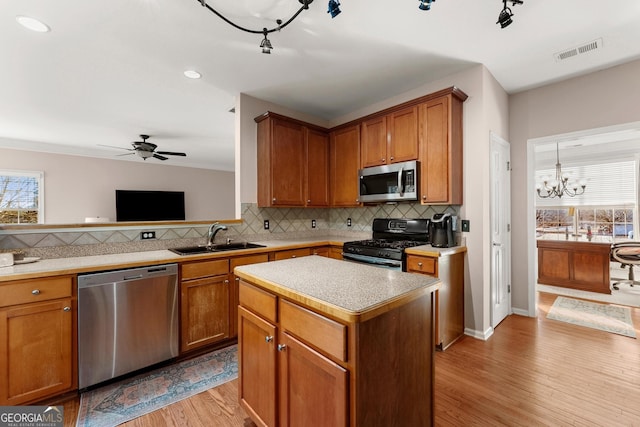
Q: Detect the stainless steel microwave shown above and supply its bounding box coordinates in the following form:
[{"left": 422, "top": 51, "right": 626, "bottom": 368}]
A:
[{"left": 358, "top": 160, "right": 419, "bottom": 203}]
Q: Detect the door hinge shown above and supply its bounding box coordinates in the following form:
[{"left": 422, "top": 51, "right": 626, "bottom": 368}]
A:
[
  {"left": 507, "top": 224, "right": 511, "bottom": 232},
  {"left": 508, "top": 284, "right": 511, "bottom": 293},
  {"left": 506, "top": 161, "right": 511, "bottom": 171}
]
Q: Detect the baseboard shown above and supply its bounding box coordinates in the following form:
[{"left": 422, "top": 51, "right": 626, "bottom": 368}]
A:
[
  {"left": 511, "top": 307, "right": 530, "bottom": 317},
  {"left": 464, "top": 326, "right": 493, "bottom": 341}
]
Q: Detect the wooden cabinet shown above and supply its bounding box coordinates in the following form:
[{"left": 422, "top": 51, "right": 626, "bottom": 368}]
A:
[
  {"left": 537, "top": 240, "right": 611, "bottom": 294},
  {"left": 256, "top": 112, "right": 329, "bottom": 208},
  {"left": 230, "top": 253, "right": 269, "bottom": 337},
  {"left": 180, "top": 259, "right": 230, "bottom": 352},
  {"left": 330, "top": 124, "right": 361, "bottom": 207},
  {"left": 329, "top": 246, "right": 343, "bottom": 260},
  {"left": 419, "top": 90, "right": 466, "bottom": 205},
  {"left": 271, "top": 248, "right": 311, "bottom": 261},
  {"left": 361, "top": 106, "right": 418, "bottom": 167},
  {"left": 407, "top": 251, "right": 465, "bottom": 350},
  {"left": 0, "top": 276, "right": 74, "bottom": 405},
  {"left": 239, "top": 282, "right": 348, "bottom": 427}
]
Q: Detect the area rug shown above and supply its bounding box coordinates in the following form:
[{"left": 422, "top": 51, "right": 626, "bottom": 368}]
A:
[
  {"left": 76, "top": 344, "right": 238, "bottom": 427},
  {"left": 547, "top": 297, "right": 636, "bottom": 338}
]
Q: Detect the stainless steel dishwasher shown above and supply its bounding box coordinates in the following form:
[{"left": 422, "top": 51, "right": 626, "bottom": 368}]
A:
[{"left": 78, "top": 263, "right": 179, "bottom": 389}]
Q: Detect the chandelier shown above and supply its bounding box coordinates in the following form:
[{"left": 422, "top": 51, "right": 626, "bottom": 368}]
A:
[
  {"left": 196, "top": 0, "right": 525, "bottom": 54},
  {"left": 536, "top": 142, "right": 587, "bottom": 199}
]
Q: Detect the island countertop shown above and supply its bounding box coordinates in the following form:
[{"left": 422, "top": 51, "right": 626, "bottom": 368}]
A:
[{"left": 234, "top": 255, "right": 440, "bottom": 323}]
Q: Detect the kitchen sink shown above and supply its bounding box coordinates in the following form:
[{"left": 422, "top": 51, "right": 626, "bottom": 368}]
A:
[{"left": 169, "top": 242, "right": 266, "bottom": 255}]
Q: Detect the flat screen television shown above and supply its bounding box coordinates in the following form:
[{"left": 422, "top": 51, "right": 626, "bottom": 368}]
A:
[{"left": 115, "top": 190, "right": 185, "bottom": 221}]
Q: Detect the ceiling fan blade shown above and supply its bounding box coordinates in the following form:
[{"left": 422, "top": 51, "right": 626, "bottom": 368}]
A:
[
  {"left": 153, "top": 154, "right": 169, "bottom": 161},
  {"left": 98, "top": 144, "right": 133, "bottom": 151},
  {"left": 156, "top": 151, "right": 187, "bottom": 156},
  {"left": 116, "top": 152, "right": 136, "bottom": 157}
]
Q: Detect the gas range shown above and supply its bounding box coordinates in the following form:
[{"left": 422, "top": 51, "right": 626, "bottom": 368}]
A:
[{"left": 342, "top": 218, "right": 430, "bottom": 270}]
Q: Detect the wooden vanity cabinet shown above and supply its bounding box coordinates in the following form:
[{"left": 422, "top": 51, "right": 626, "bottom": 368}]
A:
[
  {"left": 330, "top": 124, "right": 361, "bottom": 207},
  {"left": 180, "top": 259, "right": 230, "bottom": 352},
  {"left": 361, "top": 106, "right": 419, "bottom": 167},
  {"left": 0, "top": 276, "right": 75, "bottom": 405},
  {"left": 256, "top": 112, "right": 329, "bottom": 208},
  {"left": 419, "top": 90, "right": 466, "bottom": 205},
  {"left": 407, "top": 251, "right": 465, "bottom": 350}
]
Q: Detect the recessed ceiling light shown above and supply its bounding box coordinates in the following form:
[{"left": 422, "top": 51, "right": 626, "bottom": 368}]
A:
[
  {"left": 16, "top": 15, "right": 50, "bottom": 33},
  {"left": 183, "top": 70, "right": 202, "bottom": 79}
]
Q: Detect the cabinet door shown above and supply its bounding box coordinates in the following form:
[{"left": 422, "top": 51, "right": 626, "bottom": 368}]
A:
[
  {"left": 306, "top": 128, "right": 330, "bottom": 207},
  {"left": 279, "top": 332, "right": 348, "bottom": 427},
  {"left": 388, "top": 106, "right": 419, "bottom": 163},
  {"left": 238, "top": 307, "right": 277, "bottom": 427},
  {"left": 330, "top": 125, "right": 361, "bottom": 207},
  {"left": 361, "top": 116, "right": 387, "bottom": 167},
  {"left": 0, "top": 299, "right": 73, "bottom": 405},
  {"left": 271, "top": 118, "right": 306, "bottom": 206},
  {"left": 419, "top": 96, "right": 450, "bottom": 204},
  {"left": 180, "top": 275, "right": 230, "bottom": 352}
]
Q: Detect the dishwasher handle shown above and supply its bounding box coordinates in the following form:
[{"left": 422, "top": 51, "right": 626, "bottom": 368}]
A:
[{"left": 123, "top": 274, "right": 144, "bottom": 281}]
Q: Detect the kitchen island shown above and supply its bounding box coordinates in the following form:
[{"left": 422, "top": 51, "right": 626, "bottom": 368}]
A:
[{"left": 234, "top": 256, "right": 440, "bottom": 427}]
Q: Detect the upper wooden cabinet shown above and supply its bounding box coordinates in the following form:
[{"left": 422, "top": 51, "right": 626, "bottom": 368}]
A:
[
  {"left": 330, "top": 124, "right": 361, "bottom": 207},
  {"left": 256, "top": 112, "right": 329, "bottom": 208},
  {"left": 419, "top": 90, "right": 466, "bottom": 205},
  {"left": 361, "top": 106, "right": 419, "bottom": 167}
]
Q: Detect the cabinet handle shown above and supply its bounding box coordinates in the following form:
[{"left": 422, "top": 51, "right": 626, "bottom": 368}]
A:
[
  {"left": 291, "top": 255, "right": 296, "bottom": 258},
  {"left": 235, "top": 277, "right": 240, "bottom": 282},
  {"left": 272, "top": 198, "right": 276, "bottom": 202},
  {"left": 422, "top": 195, "right": 426, "bottom": 200},
  {"left": 277, "top": 344, "right": 287, "bottom": 352},
  {"left": 63, "top": 307, "right": 71, "bottom": 312},
  {"left": 390, "top": 156, "right": 394, "bottom": 161},
  {"left": 265, "top": 336, "right": 274, "bottom": 343},
  {"left": 32, "top": 289, "right": 40, "bottom": 295},
  {"left": 381, "top": 158, "right": 386, "bottom": 162},
  {"left": 418, "top": 262, "right": 423, "bottom": 267},
  {"left": 224, "top": 279, "right": 229, "bottom": 284},
  {"left": 307, "top": 199, "right": 311, "bottom": 203}
]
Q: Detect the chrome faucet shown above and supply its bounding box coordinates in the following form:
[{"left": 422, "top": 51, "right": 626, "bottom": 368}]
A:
[{"left": 207, "top": 222, "right": 228, "bottom": 247}]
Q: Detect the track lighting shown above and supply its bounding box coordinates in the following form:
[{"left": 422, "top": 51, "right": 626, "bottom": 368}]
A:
[
  {"left": 497, "top": 0, "right": 523, "bottom": 29},
  {"left": 418, "top": 0, "right": 435, "bottom": 11},
  {"left": 260, "top": 29, "right": 273, "bottom": 54},
  {"left": 328, "top": 0, "right": 341, "bottom": 18}
]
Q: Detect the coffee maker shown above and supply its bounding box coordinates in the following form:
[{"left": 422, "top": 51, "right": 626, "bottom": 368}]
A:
[{"left": 429, "top": 213, "right": 455, "bottom": 248}]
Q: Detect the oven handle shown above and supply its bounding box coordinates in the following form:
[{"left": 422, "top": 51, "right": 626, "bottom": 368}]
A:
[
  {"left": 342, "top": 253, "right": 402, "bottom": 268},
  {"left": 397, "top": 165, "right": 404, "bottom": 196}
]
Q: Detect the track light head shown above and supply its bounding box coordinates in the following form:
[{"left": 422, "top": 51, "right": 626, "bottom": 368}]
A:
[
  {"left": 497, "top": 7, "right": 513, "bottom": 28},
  {"left": 418, "top": 0, "right": 435, "bottom": 11},
  {"left": 327, "top": 0, "right": 341, "bottom": 18},
  {"left": 260, "top": 28, "right": 273, "bottom": 54}
]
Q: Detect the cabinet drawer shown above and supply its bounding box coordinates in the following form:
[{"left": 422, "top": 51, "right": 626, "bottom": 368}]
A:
[
  {"left": 280, "top": 299, "right": 346, "bottom": 362},
  {"left": 239, "top": 281, "right": 277, "bottom": 323},
  {"left": 231, "top": 254, "right": 269, "bottom": 270},
  {"left": 0, "top": 276, "right": 73, "bottom": 307},
  {"left": 272, "top": 248, "right": 311, "bottom": 261},
  {"left": 182, "top": 259, "right": 229, "bottom": 280},
  {"left": 406, "top": 255, "right": 437, "bottom": 276}
]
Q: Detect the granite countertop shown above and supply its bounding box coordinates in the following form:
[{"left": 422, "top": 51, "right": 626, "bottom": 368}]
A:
[{"left": 235, "top": 256, "right": 440, "bottom": 322}]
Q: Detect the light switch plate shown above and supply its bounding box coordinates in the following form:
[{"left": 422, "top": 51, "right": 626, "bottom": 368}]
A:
[
  {"left": 311, "top": 219, "right": 316, "bottom": 228},
  {"left": 140, "top": 231, "right": 156, "bottom": 240},
  {"left": 461, "top": 220, "right": 470, "bottom": 232},
  {"left": 264, "top": 219, "right": 270, "bottom": 230}
]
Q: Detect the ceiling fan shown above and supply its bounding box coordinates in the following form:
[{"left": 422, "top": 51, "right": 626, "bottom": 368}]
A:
[{"left": 99, "top": 135, "right": 187, "bottom": 161}]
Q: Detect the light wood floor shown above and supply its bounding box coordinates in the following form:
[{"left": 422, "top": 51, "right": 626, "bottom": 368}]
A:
[{"left": 61, "top": 292, "right": 640, "bottom": 426}]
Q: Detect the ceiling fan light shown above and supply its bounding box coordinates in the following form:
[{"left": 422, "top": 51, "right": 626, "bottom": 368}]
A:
[{"left": 327, "top": 0, "right": 341, "bottom": 18}]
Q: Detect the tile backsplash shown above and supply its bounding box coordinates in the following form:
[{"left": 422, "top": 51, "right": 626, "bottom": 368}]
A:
[{"left": 0, "top": 202, "right": 458, "bottom": 259}]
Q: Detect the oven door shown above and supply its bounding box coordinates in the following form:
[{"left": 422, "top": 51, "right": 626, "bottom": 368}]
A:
[{"left": 342, "top": 252, "right": 403, "bottom": 271}]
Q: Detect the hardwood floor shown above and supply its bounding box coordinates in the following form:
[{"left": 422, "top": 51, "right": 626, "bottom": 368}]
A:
[{"left": 61, "top": 292, "right": 640, "bottom": 426}]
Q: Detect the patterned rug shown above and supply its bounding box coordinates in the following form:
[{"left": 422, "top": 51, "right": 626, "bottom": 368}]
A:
[
  {"left": 76, "top": 344, "right": 238, "bottom": 427},
  {"left": 547, "top": 297, "right": 636, "bottom": 338}
]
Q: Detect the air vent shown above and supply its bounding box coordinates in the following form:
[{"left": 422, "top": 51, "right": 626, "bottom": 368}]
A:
[{"left": 554, "top": 38, "right": 603, "bottom": 62}]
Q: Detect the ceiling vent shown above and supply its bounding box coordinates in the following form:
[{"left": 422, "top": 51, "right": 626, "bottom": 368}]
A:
[{"left": 554, "top": 38, "right": 603, "bottom": 62}]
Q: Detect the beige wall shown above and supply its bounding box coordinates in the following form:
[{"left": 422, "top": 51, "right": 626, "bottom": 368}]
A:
[
  {"left": 236, "top": 64, "right": 510, "bottom": 338},
  {"left": 0, "top": 147, "right": 235, "bottom": 223},
  {"left": 509, "top": 58, "right": 640, "bottom": 313}
]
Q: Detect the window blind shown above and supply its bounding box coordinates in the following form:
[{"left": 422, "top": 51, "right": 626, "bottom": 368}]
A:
[{"left": 535, "top": 160, "right": 637, "bottom": 207}]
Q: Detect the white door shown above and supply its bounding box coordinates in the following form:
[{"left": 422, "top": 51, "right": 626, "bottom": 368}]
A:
[{"left": 490, "top": 133, "right": 511, "bottom": 327}]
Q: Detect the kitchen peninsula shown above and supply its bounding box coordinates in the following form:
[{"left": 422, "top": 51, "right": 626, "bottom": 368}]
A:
[{"left": 234, "top": 256, "right": 440, "bottom": 427}]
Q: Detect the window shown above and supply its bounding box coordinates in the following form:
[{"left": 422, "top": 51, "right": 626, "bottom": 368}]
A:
[
  {"left": 536, "top": 207, "right": 634, "bottom": 241},
  {"left": 0, "top": 170, "right": 44, "bottom": 224}
]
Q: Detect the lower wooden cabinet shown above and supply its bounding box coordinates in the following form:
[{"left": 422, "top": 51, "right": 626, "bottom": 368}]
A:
[
  {"left": 271, "top": 248, "right": 311, "bottom": 261},
  {"left": 230, "top": 254, "right": 269, "bottom": 337},
  {"left": 180, "top": 259, "right": 230, "bottom": 352},
  {"left": 0, "top": 276, "right": 74, "bottom": 405},
  {"left": 406, "top": 251, "right": 465, "bottom": 350}
]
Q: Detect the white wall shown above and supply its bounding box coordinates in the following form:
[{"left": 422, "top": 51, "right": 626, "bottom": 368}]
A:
[
  {"left": 236, "top": 64, "right": 509, "bottom": 337},
  {"left": 509, "top": 58, "right": 640, "bottom": 313},
  {"left": 0, "top": 147, "right": 235, "bottom": 223}
]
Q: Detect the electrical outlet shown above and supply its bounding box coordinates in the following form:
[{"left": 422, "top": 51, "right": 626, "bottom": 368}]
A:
[
  {"left": 264, "top": 219, "right": 270, "bottom": 230},
  {"left": 347, "top": 218, "right": 352, "bottom": 227},
  {"left": 461, "top": 220, "right": 470, "bottom": 232},
  {"left": 140, "top": 231, "right": 156, "bottom": 240},
  {"left": 311, "top": 219, "right": 316, "bottom": 229}
]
